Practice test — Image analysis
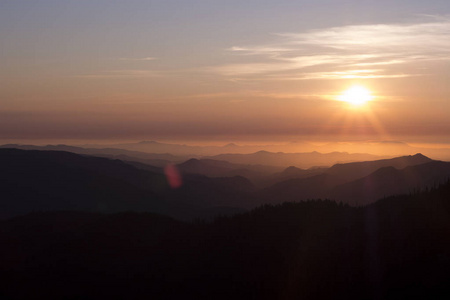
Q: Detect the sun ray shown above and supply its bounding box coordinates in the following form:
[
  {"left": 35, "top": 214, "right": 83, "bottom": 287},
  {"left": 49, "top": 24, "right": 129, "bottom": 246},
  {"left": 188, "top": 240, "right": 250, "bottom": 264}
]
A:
[{"left": 317, "top": 86, "right": 390, "bottom": 145}]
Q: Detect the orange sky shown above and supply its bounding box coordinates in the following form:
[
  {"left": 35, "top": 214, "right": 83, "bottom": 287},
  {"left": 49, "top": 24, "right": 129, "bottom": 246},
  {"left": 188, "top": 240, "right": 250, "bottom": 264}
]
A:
[{"left": 1, "top": 1, "right": 450, "bottom": 146}]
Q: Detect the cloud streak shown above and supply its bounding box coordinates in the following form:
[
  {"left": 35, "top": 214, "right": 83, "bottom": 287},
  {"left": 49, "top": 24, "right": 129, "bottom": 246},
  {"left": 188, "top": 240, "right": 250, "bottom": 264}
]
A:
[
  {"left": 211, "top": 17, "right": 450, "bottom": 80},
  {"left": 77, "top": 70, "right": 163, "bottom": 79},
  {"left": 118, "top": 57, "right": 157, "bottom": 61}
]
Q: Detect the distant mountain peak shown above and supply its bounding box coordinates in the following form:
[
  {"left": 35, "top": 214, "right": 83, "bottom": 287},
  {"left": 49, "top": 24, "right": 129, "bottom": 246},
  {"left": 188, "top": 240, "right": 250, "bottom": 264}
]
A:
[
  {"left": 255, "top": 150, "right": 271, "bottom": 154},
  {"left": 179, "top": 158, "right": 200, "bottom": 166},
  {"left": 285, "top": 166, "right": 299, "bottom": 171},
  {"left": 403, "top": 153, "right": 432, "bottom": 163},
  {"left": 372, "top": 165, "right": 398, "bottom": 175},
  {"left": 279, "top": 166, "right": 304, "bottom": 176},
  {"left": 224, "top": 143, "right": 238, "bottom": 147}
]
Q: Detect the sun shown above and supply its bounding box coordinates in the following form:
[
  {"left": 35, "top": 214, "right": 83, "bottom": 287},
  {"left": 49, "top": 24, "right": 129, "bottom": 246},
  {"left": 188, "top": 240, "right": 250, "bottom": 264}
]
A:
[{"left": 338, "top": 85, "right": 373, "bottom": 106}]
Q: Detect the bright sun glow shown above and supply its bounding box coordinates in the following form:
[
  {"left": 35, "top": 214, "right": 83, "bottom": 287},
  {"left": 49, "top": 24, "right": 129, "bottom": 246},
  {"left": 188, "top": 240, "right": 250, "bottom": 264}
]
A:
[{"left": 338, "top": 85, "right": 373, "bottom": 106}]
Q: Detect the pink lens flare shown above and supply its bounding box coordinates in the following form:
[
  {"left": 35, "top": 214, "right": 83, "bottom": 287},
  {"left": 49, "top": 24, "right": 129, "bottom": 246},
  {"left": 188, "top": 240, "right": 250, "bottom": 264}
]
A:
[{"left": 164, "top": 164, "right": 183, "bottom": 189}]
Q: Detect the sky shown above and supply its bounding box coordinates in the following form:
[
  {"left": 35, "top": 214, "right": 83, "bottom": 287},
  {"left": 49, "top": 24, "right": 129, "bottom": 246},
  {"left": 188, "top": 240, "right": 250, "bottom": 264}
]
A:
[{"left": 1, "top": 0, "right": 450, "bottom": 145}]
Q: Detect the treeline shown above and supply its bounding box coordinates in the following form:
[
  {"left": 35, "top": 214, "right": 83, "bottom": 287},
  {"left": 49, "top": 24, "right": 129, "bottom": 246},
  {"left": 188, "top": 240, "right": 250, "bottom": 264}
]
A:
[{"left": 0, "top": 182, "right": 450, "bottom": 299}]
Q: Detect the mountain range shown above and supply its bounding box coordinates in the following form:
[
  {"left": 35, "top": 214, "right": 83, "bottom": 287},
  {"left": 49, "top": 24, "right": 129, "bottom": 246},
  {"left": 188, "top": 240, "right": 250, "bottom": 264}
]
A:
[
  {"left": 0, "top": 143, "right": 189, "bottom": 167},
  {"left": 2, "top": 146, "right": 450, "bottom": 299},
  {"left": 0, "top": 148, "right": 253, "bottom": 220},
  {"left": 1, "top": 143, "right": 388, "bottom": 169},
  {"left": 1, "top": 147, "right": 449, "bottom": 220},
  {"left": 80, "top": 140, "right": 450, "bottom": 161},
  {"left": 259, "top": 153, "right": 450, "bottom": 206},
  {"left": 205, "top": 150, "right": 384, "bottom": 168},
  {"left": 82, "top": 140, "right": 314, "bottom": 156}
]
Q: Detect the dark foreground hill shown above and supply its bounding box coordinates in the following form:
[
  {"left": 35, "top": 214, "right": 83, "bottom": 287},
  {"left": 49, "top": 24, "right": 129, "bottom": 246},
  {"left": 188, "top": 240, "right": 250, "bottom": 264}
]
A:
[{"left": 0, "top": 182, "right": 449, "bottom": 299}]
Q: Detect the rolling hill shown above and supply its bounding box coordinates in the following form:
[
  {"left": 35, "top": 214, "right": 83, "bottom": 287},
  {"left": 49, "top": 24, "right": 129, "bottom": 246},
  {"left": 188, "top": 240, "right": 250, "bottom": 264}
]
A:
[
  {"left": 259, "top": 154, "right": 448, "bottom": 205},
  {"left": 329, "top": 160, "right": 450, "bottom": 205},
  {"left": 1, "top": 148, "right": 449, "bottom": 220},
  {"left": 0, "top": 143, "right": 187, "bottom": 167},
  {"left": 207, "top": 150, "right": 384, "bottom": 168},
  {"left": 0, "top": 148, "right": 253, "bottom": 220}
]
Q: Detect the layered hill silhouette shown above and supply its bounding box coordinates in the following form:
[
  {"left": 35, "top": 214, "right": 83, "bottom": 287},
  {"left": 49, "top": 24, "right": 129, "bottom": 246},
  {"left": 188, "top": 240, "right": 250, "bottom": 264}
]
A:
[
  {"left": 270, "top": 165, "right": 326, "bottom": 182},
  {"left": 0, "top": 182, "right": 449, "bottom": 299},
  {"left": 84, "top": 140, "right": 314, "bottom": 156},
  {"left": 0, "top": 143, "right": 188, "bottom": 167},
  {"left": 329, "top": 160, "right": 450, "bottom": 205},
  {"left": 0, "top": 143, "right": 385, "bottom": 169},
  {"left": 259, "top": 153, "right": 446, "bottom": 205},
  {"left": 176, "top": 158, "right": 281, "bottom": 183},
  {"left": 207, "top": 150, "right": 383, "bottom": 168},
  {"left": 82, "top": 139, "right": 450, "bottom": 161},
  {"left": 326, "top": 153, "right": 432, "bottom": 182},
  {"left": 1, "top": 148, "right": 449, "bottom": 220},
  {"left": 0, "top": 149, "right": 254, "bottom": 220},
  {"left": 2, "top": 147, "right": 450, "bottom": 299},
  {"left": 269, "top": 152, "right": 431, "bottom": 185}
]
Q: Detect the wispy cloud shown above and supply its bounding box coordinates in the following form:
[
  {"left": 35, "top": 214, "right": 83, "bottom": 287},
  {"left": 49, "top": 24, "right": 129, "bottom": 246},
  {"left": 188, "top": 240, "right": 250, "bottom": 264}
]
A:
[
  {"left": 77, "top": 70, "right": 163, "bottom": 79},
  {"left": 252, "top": 69, "right": 420, "bottom": 81},
  {"left": 173, "top": 91, "right": 330, "bottom": 102},
  {"left": 210, "top": 16, "right": 450, "bottom": 80},
  {"left": 228, "top": 46, "right": 295, "bottom": 57},
  {"left": 118, "top": 57, "right": 157, "bottom": 61}
]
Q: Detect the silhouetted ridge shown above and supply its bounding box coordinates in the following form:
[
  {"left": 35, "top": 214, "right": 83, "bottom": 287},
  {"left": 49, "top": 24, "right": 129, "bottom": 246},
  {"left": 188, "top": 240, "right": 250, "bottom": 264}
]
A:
[
  {"left": 176, "top": 158, "right": 278, "bottom": 183},
  {"left": 179, "top": 158, "right": 201, "bottom": 166},
  {"left": 326, "top": 153, "right": 433, "bottom": 183},
  {"left": 282, "top": 166, "right": 303, "bottom": 173},
  {"left": 0, "top": 143, "right": 186, "bottom": 167},
  {"left": 0, "top": 148, "right": 166, "bottom": 218},
  {"left": 2, "top": 148, "right": 449, "bottom": 221},
  {"left": 328, "top": 161, "right": 450, "bottom": 205},
  {"left": 208, "top": 151, "right": 382, "bottom": 168},
  {"left": 0, "top": 149, "right": 254, "bottom": 219},
  {"left": 224, "top": 143, "right": 238, "bottom": 147},
  {"left": 259, "top": 155, "right": 450, "bottom": 207},
  {"left": 372, "top": 165, "right": 398, "bottom": 175}
]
